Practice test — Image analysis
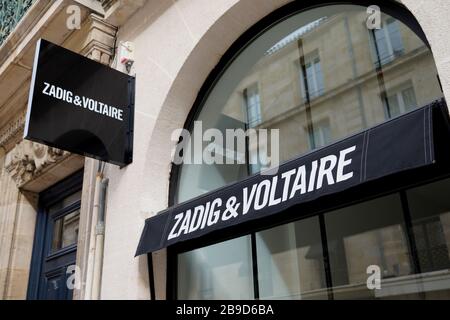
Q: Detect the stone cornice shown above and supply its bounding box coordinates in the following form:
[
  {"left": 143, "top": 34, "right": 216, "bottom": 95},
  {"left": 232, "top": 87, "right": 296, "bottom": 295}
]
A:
[
  {"left": 82, "top": 14, "right": 117, "bottom": 65},
  {"left": 100, "top": 0, "right": 116, "bottom": 11},
  {"left": 0, "top": 113, "right": 26, "bottom": 152},
  {"left": 4, "top": 140, "right": 70, "bottom": 188},
  {"left": 101, "top": 0, "right": 146, "bottom": 27}
]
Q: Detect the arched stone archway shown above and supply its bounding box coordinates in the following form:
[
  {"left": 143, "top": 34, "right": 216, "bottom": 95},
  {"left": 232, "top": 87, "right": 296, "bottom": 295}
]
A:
[
  {"left": 400, "top": 0, "right": 450, "bottom": 102},
  {"left": 141, "top": 0, "right": 450, "bottom": 225},
  {"left": 101, "top": 0, "right": 450, "bottom": 299}
]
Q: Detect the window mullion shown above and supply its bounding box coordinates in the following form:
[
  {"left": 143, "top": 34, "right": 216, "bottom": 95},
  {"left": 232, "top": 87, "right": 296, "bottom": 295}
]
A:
[{"left": 250, "top": 232, "right": 260, "bottom": 300}]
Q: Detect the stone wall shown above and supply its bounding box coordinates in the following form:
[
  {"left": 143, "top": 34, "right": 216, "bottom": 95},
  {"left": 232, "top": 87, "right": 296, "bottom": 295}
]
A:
[{"left": 2, "top": 0, "right": 450, "bottom": 300}]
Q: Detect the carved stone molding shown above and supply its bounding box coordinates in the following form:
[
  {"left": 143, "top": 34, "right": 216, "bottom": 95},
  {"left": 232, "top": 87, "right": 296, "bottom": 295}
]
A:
[
  {"left": 99, "top": 0, "right": 146, "bottom": 27},
  {"left": 100, "top": 0, "right": 116, "bottom": 11},
  {"left": 79, "top": 14, "right": 117, "bottom": 65},
  {"left": 4, "top": 140, "right": 69, "bottom": 188},
  {"left": 0, "top": 112, "right": 26, "bottom": 151}
]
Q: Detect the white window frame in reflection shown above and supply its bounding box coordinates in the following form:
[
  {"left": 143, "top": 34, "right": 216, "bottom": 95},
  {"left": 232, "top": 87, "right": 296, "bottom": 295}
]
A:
[
  {"left": 385, "top": 83, "right": 418, "bottom": 118},
  {"left": 244, "top": 83, "right": 262, "bottom": 128},
  {"left": 372, "top": 18, "right": 404, "bottom": 66},
  {"left": 307, "top": 118, "right": 332, "bottom": 150},
  {"left": 300, "top": 53, "right": 325, "bottom": 100}
]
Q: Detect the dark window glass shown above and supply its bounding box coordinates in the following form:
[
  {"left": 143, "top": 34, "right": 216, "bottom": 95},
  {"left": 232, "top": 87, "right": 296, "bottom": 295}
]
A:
[
  {"left": 177, "top": 236, "right": 254, "bottom": 299},
  {"left": 48, "top": 190, "right": 81, "bottom": 214},
  {"left": 244, "top": 83, "right": 262, "bottom": 127},
  {"left": 49, "top": 191, "right": 81, "bottom": 253},
  {"left": 256, "top": 217, "right": 328, "bottom": 299},
  {"left": 176, "top": 179, "right": 450, "bottom": 300},
  {"left": 406, "top": 179, "right": 450, "bottom": 299},
  {"left": 372, "top": 18, "right": 404, "bottom": 66},
  {"left": 324, "top": 194, "right": 413, "bottom": 299},
  {"left": 51, "top": 209, "right": 80, "bottom": 252}
]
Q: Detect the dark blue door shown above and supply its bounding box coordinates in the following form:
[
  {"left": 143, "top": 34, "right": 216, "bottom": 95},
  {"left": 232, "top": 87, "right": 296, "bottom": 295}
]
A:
[{"left": 28, "top": 172, "right": 83, "bottom": 300}]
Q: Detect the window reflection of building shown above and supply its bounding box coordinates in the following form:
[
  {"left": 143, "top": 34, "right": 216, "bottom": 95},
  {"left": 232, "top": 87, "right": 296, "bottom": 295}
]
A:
[
  {"left": 372, "top": 18, "right": 404, "bottom": 66},
  {"left": 178, "top": 178, "right": 450, "bottom": 300},
  {"left": 308, "top": 118, "right": 331, "bottom": 150},
  {"left": 175, "top": 5, "right": 448, "bottom": 300},
  {"left": 50, "top": 191, "right": 81, "bottom": 253},
  {"left": 181, "top": 7, "right": 442, "bottom": 203},
  {"left": 385, "top": 83, "right": 418, "bottom": 118},
  {"left": 300, "top": 53, "right": 325, "bottom": 100},
  {"left": 51, "top": 210, "right": 80, "bottom": 252},
  {"left": 244, "top": 83, "right": 262, "bottom": 128},
  {"left": 214, "top": 9, "right": 443, "bottom": 182},
  {"left": 177, "top": 236, "right": 254, "bottom": 300}
]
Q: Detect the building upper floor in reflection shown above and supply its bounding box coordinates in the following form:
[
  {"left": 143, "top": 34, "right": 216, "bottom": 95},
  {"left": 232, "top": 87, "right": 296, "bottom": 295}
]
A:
[{"left": 221, "top": 9, "right": 443, "bottom": 163}]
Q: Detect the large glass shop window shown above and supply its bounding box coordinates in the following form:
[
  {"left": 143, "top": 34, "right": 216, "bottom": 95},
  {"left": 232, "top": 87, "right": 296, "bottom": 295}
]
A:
[
  {"left": 175, "top": 3, "right": 447, "bottom": 300},
  {"left": 177, "top": 236, "right": 254, "bottom": 299},
  {"left": 177, "top": 178, "right": 450, "bottom": 299},
  {"left": 175, "top": 4, "right": 443, "bottom": 204}
]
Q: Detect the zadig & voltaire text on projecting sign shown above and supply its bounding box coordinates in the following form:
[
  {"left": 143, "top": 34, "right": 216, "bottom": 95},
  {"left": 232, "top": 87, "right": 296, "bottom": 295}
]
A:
[{"left": 24, "top": 39, "right": 134, "bottom": 166}]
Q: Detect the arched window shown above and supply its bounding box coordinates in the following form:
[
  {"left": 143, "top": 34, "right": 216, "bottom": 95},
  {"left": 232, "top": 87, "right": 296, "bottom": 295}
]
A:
[
  {"left": 174, "top": 2, "right": 443, "bottom": 204},
  {"left": 171, "top": 2, "right": 450, "bottom": 300}
]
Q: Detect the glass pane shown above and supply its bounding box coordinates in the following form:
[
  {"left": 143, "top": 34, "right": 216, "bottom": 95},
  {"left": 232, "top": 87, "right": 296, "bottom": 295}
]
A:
[
  {"left": 246, "top": 84, "right": 262, "bottom": 127},
  {"left": 324, "top": 194, "right": 414, "bottom": 299},
  {"left": 48, "top": 190, "right": 82, "bottom": 214},
  {"left": 256, "top": 217, "right": 328, "bottom": 299},
  {"left": 176, "top": 4, "right": 443, "bottom": 204},
  {"left": 386, "top": 93, "right": 401, "bottom": 118},
  {"left": 51, "top": 209, "right": 80, "bottom": 252},
  {"left": 402, "top": 87, "right": 418, "bottom": 112},
  {"left": 314, "top": 59, "right": 324, "bottom": 96},
  {"left": 310, "top": 119, "right": 331, "bottom": 149},
  {"left": 177, "top": 236, "right": 254, "bottom": 299},
  {"left": 406, "top": 178, "right": 450, "bottom": 299},
  {"left": 374, "top": 28, "right": 390, "bottom": 64},
  {"left": 387, "top": 19, "right": 404, "bottom": 55},
  {"left": 306, "top": 62, "right": 316, "bottom": 95}
]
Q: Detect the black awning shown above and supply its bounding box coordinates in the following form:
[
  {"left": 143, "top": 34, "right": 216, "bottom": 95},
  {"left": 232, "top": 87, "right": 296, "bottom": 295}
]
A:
[{"left": 136, "top": 99, "right": 450, "bottom": 256}]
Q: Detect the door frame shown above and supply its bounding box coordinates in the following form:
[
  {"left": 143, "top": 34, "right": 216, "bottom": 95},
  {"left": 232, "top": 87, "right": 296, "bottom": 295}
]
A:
[{"left": 27, "top": 170, "right": 83, "bottom": 300}]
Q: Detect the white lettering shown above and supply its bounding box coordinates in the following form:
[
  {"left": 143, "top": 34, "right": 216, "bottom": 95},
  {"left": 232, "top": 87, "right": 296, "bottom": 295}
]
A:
[
  {"left": 200, "top": 202, "right": 211, "bottom": 230},
  {"left": 281, "top": 169, "right": 296, "bottom": 201},
  {"left": 189, "top": 205, "right": 204, "bottom": 233},
  {"left": 337, "top": 146, "right": 356, "bottom": 182},
  {"left": 41, "top": 82, "right": 124, "bottom": 121},
  {"left": 42, "top": 82, "right": 50, "bottom": 95},
  {"left": 243, "top": 184, "right": 257, "bottom": 215},
  {"left": 254, "top": 180, "right": 270, "bottom": 210},
  {"left": 168, "top": 213, "right": 183, "bottom": 240},
  {"left": 167, "top": 146, "right": 357, "bottom": 240},
  {"left": 178, "top": 209, "right": 191, "bottom": 236},
  {"left": 268, "top": 176, "right": 281, "bottom": 206},
  {"left": 290, "top": 165, "right": 307, "bottom": 199},
  {"left": 207, "top": 198, "right": 222, "bottom": 226},
  {"left": 317, "top": 155, "right": 337, "bottom": 189},
  {"left": 308, "top": 160, "right": 318, "bottom": 192}
]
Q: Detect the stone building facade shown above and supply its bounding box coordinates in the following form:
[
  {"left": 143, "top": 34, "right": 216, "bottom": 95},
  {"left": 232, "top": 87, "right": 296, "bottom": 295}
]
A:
[{"left": 1, "top": 0, "right": 450, "bottom": 300}]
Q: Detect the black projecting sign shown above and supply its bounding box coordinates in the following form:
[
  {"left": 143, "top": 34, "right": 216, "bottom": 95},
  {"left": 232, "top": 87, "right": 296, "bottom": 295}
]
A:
[
  {"left": 24, "top": 39, "right": 134, "bottom": 166},
  {"left": 136, "top": 101, "right": 450, "bottom": 255}
]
